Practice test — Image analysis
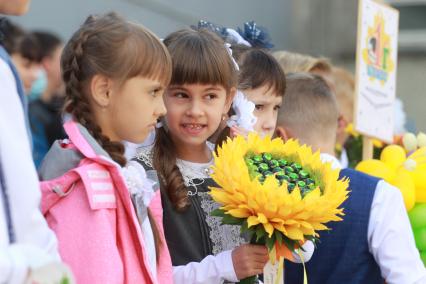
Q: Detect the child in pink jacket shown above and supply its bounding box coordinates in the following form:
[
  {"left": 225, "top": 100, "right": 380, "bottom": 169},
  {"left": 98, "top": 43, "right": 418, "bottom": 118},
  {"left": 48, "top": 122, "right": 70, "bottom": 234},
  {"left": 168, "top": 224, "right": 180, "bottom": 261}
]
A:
[{"left": 38, "top": 12, "right": 173, "bottom": 283}]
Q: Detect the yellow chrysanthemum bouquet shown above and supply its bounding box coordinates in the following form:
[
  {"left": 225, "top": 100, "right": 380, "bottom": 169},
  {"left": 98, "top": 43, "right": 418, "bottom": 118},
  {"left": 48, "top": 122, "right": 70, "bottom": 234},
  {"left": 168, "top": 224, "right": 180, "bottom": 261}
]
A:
[{"left": 210, "top": 134, "right": 350, "bottom": 283}]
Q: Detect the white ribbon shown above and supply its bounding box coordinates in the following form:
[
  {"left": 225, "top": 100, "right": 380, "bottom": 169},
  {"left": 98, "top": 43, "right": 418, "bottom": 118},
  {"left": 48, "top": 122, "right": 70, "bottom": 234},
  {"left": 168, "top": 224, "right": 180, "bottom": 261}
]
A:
[
  {"left": 227, "top": 90, "right": 257, "bottom": 131},
  {"left": 224, "top": 43, "right": 239, "bottom": 71}
]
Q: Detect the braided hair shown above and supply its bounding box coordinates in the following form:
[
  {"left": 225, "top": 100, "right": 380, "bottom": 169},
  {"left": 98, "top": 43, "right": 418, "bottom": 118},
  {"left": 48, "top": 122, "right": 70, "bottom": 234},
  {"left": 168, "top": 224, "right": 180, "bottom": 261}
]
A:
[
  {"left": 61, "top": 12, "right": 171, "bottom": 260},
  {"left": 62, "top": 13, "right": 171, "bottom": 166}
]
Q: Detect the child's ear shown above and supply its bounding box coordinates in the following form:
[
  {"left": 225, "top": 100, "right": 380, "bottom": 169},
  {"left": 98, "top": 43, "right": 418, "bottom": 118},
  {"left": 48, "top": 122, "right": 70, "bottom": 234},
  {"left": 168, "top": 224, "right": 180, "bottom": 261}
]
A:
[
  {"left": 224, "top": 87, "right": 237, "bottom": 113},
  {"left": 275, "top": 126, "right": 290, "bottom": 141},
  {"left": 90, "top": 74, "right": 113, "bottom": 108},
  {"left": 337, "top": 114, "right": 348, "bottom": 134}
]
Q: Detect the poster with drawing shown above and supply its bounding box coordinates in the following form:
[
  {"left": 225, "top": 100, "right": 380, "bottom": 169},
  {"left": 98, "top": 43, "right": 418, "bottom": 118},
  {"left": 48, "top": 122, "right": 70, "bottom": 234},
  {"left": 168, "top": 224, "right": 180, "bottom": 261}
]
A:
[{"left": 354, "top": 0, "right": 399, "bottom": 143}]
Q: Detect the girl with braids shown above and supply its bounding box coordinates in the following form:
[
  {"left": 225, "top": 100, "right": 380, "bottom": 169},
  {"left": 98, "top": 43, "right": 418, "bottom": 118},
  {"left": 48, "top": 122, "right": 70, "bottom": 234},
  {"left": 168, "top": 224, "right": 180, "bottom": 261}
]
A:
[
  {"left": 135, "top": 29, "right": 269, "bottom": 284},
  {"left": 38, "top": 13, "right": 173, "bottom": 283}
]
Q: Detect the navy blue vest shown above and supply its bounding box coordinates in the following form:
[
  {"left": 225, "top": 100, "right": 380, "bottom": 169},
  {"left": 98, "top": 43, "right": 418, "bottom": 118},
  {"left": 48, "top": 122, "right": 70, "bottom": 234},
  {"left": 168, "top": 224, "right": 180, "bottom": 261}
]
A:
[
  {"left": 0, "top": 44, "right": 31, "bottom": 140},
  {"left": 285, "top": 168, "right": 383, "bottom": 284}
]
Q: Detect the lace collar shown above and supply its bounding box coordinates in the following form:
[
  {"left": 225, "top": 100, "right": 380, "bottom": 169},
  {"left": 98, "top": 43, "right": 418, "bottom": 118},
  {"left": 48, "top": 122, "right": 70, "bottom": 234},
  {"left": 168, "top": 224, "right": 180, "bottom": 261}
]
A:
[{"left": 136, "top": 142, "right": 215, "bottom": 189}]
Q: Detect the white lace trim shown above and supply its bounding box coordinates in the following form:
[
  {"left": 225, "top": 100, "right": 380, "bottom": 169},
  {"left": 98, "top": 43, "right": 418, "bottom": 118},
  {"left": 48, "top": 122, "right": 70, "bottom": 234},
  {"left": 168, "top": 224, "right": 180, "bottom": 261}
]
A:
[
  {"left": 135, "top": 145, "right": 154, "bottom": 169},
  {"left": 136, "top": 143, "right": 216, "bottom": 195},
  {"left": 176, "top": 159, "right": 213, "bottom": 196},
  {"left": 198, "top": 192, "right": 246, "bottom": 255}
]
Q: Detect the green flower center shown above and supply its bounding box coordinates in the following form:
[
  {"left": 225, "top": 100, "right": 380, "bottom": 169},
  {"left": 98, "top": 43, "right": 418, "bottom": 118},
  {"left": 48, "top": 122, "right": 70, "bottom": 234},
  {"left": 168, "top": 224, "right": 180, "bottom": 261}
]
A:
[{"left": 245, "top": 152, "right": 317, "bottom": 197}]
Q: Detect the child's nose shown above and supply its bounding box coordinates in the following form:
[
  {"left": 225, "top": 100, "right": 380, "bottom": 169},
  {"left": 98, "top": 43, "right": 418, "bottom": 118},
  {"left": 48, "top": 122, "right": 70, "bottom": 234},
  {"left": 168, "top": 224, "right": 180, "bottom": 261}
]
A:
[
  {"left": 155, "top": 99, "right": 167, "bottom": 117},
  {"left": 186, "top": 101, "right": 204, "bottom": 117},
  {"left": 263, "top": 118, "right": 275, "bottom": 131}
]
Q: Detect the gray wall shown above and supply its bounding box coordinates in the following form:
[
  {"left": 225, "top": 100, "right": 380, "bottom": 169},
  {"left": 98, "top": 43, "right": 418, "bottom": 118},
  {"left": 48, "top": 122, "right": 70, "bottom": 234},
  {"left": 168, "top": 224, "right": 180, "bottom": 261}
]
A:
[
  {"left": 9, "top": 0, "right": 425, "bottom": 132},
  {"left": 10, "top": 0, "right": 293, "bottom": 47}
]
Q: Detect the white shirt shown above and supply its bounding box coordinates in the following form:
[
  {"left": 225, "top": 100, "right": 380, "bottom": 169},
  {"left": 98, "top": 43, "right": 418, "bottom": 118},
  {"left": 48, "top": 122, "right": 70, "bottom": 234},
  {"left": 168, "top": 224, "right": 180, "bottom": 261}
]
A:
[
  {"left": 122, "top": 161, "right": 157, "bottom": 281},
  {"left": 123, "top": 131, "right": 156, "bottom": 162},
  {"left": 321, "top": 153, "right": 426, "bottom": 284},
  {"left": 0, "top": 58, "right": 60, "bottom": 284},
  {"left": 338, "top": 148, "right": 349, "bottom": 169}
]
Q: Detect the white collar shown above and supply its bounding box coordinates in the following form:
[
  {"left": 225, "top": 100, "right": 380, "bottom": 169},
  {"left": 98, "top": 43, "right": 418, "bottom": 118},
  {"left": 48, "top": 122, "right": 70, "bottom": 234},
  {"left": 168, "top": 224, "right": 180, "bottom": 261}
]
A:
[{"left": 320, "top": 153, "right": 342, "bottom": 170}]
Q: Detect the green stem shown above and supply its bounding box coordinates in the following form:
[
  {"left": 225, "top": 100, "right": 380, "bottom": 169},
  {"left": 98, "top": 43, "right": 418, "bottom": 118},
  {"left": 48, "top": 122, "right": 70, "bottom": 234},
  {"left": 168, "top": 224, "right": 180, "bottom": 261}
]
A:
[{"left": 238, "top": 275, "right": 258, "bottom": 284}]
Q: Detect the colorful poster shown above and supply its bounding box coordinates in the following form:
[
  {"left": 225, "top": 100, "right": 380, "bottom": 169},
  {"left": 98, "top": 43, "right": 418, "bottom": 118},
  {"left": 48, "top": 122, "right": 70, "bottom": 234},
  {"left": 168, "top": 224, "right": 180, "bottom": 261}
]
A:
[{"left": 354, "top": 0, "right": 399, "bottom": 143}]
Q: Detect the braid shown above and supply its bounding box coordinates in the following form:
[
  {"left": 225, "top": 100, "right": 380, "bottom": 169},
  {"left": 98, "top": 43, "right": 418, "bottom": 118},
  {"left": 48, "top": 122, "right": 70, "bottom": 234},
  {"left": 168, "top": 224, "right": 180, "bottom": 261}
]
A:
[
  {"left": 62, "top": 17, "right": 126, "bottom": 167},
  {"left": 153, "top": 128, "right": 189, "bottom": 211},
  {"left": 60, "top": 12, "right": 172, "bottom": 264}
]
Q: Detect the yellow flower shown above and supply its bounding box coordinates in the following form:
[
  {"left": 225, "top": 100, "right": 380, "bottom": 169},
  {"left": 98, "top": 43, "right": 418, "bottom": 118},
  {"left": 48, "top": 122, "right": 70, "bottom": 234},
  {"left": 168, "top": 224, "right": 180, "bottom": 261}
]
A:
[
  {"left": 210, "top": 133, "right": 349, "bottom": 243},
  {"left": 373, "top": 139, "right": 384, "bottom": 148},
  {"left": 344, "top": 123, "right": 360, "bottom": 138}
]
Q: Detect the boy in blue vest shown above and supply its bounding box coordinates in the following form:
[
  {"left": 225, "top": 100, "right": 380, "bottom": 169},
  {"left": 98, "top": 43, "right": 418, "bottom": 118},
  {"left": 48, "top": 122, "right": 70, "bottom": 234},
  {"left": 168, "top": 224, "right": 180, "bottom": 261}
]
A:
[{"left": 275, "top": 73, "right": 426, "bottom": 284}]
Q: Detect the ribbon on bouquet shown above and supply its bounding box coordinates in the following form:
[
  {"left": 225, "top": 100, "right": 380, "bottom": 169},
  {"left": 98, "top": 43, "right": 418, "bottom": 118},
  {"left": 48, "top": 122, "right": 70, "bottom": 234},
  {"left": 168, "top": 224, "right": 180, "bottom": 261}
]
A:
[{"left": 264, "top": 242, "right": 308, "bottom": 284}]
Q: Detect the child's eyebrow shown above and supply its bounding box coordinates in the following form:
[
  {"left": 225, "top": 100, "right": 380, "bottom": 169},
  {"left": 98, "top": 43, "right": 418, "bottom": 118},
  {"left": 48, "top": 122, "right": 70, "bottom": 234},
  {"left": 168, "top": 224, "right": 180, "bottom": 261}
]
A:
[
  {"left": 204, "top": 87, "right": 221, "bottom": 91},
  {"left": 149, "top": 83, "right": 164, "bottom": 90},
  {"left": 168, "top": 86, "right": 187, "bottom": 91},
  {"left": 252, "top": 96, "right": 283, "bottom": 105},
  {"left": 252, "top": 99, "right": 274, "bottom": 105}
]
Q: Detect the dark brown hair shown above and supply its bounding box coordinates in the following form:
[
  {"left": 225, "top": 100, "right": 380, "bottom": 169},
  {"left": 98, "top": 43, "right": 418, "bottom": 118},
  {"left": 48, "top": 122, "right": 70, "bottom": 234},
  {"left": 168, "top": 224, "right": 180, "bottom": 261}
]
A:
[
  {"left": 236, "top": 48, "right": 286, "bottom": 96},
  {"left": 215, "top": 47, "right": 286, "bottom": 149},
  {"left": 32, "top": 30, "right": 62, "bottom": 59},
  {"left": 154, "top": 28, "right": 237, "bottom": 211},
  {"left": 1, "top": 19, "right": 42, "bottom": 62},
  {"left": 61, "top": 12, "right": 172, "bottom": 260}
]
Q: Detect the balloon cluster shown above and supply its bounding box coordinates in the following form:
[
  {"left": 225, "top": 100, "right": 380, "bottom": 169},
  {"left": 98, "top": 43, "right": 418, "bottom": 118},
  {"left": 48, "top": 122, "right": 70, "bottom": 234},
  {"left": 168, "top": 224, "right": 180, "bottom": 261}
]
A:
[
  {"left": 409, "top": 204, "right": 426, "bottom": 265},
  {"left": 356, "top": 132, "right": 426, "bottom": 265}
]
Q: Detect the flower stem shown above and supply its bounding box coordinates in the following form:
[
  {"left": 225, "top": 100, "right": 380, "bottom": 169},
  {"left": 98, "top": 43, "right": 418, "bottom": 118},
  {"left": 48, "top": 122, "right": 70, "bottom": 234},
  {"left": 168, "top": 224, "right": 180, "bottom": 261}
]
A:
[{"left": 238, "top": 275, "right": 258, "bottom": 284}]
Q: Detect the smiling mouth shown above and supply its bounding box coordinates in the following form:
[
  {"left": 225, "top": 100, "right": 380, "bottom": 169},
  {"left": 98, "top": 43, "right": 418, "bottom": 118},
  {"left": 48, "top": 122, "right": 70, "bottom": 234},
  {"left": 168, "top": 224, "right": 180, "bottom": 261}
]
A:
[{"left": 181, "top": 123, "right": 207, "bottom": 135}]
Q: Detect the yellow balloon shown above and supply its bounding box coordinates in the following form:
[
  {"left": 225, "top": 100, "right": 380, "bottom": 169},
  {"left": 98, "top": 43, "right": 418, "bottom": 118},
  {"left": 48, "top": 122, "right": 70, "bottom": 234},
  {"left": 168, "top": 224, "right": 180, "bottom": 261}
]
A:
[
  {"left": 411, "top": 164, "right": 426, "bottom": 203},
  {"left": 390, "top": 168, "right": 416, "bottom": 211},
  {"left": 356, "top": 159, "right": 395, "bottom": 183},
  {"left": 380, "top": 145, "right": 406, "bottom": 170}
]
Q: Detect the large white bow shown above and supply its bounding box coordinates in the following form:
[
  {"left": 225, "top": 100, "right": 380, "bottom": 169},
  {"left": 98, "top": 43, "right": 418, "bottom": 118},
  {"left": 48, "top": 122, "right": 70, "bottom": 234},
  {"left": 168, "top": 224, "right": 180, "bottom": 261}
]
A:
[{"left": 227, "top": 90, "right": 257, "bottom": 131}]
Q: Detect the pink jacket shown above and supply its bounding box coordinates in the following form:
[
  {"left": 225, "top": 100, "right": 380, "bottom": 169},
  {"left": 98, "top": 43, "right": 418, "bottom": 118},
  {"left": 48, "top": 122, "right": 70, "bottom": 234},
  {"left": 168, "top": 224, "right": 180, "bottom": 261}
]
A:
[{"left": 39, "top": 121, "right": 173, "bottom": 284}]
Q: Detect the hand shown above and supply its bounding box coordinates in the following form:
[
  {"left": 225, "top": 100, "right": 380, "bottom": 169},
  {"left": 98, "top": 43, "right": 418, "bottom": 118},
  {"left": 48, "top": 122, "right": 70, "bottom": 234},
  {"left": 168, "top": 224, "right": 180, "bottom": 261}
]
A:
[
  {"left": 230, "top": 126, "right": 250, "bottom": 139},
  {"left": 231, "top": 244, "right": 269, "bottom": 280}
]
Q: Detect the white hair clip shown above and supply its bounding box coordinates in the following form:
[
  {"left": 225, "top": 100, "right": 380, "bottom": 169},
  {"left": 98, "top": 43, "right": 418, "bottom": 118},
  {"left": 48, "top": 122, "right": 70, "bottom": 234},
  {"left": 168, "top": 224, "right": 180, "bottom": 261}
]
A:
[
  {"left": 224, "top": 43, "right": 240, "bottom": 71},
  {"left": 227, "top": 90, "right": 257, "bottom": 131}
]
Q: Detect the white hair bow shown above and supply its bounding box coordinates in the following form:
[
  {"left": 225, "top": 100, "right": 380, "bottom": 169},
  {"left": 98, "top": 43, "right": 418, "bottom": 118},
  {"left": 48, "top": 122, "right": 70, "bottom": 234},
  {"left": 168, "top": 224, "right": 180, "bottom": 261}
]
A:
[{"left": 227, "top": 90, "right": 257, "bottom": 131}]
